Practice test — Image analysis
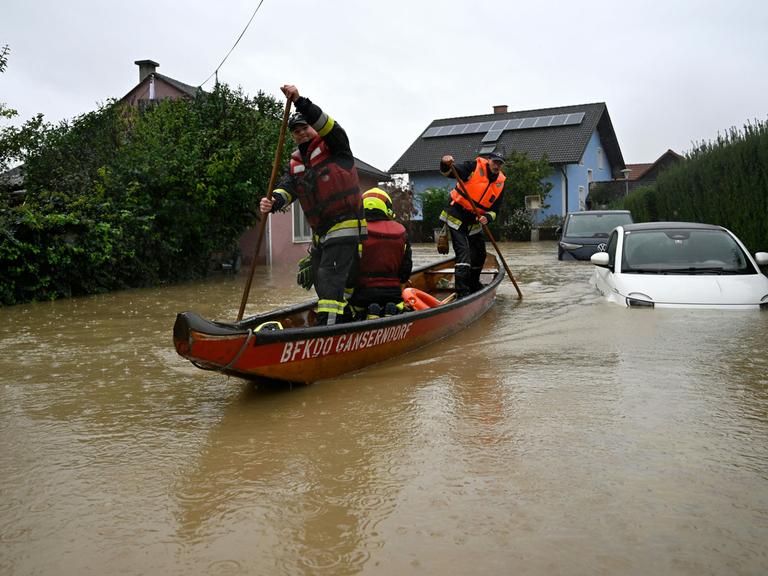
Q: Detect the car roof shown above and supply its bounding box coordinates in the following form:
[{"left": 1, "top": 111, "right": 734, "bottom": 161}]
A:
[
  {"left": 621, "top": 221, "right": 725, "bottom": 232},
  {"left": 569, "top": 210, "right": 631, "bottom": 216}
]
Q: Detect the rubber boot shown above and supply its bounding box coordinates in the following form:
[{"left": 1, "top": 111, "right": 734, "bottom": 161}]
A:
[{"left": 366, "top": 303, "right": 381, "bottom": 320}]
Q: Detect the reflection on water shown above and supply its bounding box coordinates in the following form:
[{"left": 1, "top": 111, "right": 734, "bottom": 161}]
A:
[{"left": 1, "top": 241, "right": 768, "bottom": 575}]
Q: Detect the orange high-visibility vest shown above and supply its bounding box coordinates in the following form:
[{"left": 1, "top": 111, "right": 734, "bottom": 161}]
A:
[{"left": 450, "top": 157, "right": 506, "bottom": 213}]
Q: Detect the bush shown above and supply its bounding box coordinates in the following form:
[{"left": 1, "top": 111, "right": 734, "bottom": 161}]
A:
[
  {"left": 420, "top": 186, "right": 451, "bottom": 237},
  {"left": 497, "top": 208, "right": 533, "bottom": 241},
  {"left": 0, "top": 84, "right": 285, "bottom": 304}
]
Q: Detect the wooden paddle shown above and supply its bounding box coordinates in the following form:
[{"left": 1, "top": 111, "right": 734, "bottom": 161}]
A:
[
  {"left": 236, "top": 99, "right": 293, "bottom": 321},
  {"left": 448, "top": 163, "right": 523, "bottom": 300}
]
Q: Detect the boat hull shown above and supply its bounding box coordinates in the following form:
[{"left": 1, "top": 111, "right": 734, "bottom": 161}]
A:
[{"left": 173, "top": 256, "right": 503, "bottom": 383}]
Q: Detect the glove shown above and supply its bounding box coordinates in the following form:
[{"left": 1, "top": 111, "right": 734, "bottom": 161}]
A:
[{"left": 296, "top": 254, "right": 313, "bottom": 290}]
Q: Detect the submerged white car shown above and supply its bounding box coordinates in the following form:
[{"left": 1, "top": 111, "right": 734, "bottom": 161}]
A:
[{"left": 590, "top": 222, "right": 768, "bottom": 309}]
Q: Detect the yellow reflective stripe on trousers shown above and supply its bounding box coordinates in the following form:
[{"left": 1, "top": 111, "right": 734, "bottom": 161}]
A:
[{"left": 317, "top": 299, "right": 346, "bottom": 315}]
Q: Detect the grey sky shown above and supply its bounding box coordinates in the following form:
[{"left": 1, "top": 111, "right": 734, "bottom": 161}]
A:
[{"left": 3, "top": 0, "right": 767, "bottom": 172}]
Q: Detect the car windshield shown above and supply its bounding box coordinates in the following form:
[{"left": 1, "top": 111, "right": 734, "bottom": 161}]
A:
[
  {"left": 564, "top": 213, "right": 633, "bottom": 238},
  {"left": 621, "top": 228, "right": 754, "bottom": 274}
]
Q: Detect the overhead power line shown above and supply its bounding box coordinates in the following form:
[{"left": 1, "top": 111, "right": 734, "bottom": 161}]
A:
[{"left": 199, "top": 0, "right": 267, "bottom": 88}]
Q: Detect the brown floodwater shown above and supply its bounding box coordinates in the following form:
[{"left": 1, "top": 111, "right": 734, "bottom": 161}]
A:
[{"left": 2, "top": 241, "right": 767, "bottom": 575}]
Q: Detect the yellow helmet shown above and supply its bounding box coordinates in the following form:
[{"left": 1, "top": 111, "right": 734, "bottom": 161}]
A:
[{"left": 362, "top": 187, "right": 395, "bottom": 219}]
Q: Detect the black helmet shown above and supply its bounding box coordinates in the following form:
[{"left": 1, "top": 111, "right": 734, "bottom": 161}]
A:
[
  {"left": 288, "top": 112, "right": 308, "bottom": 130},
  {"left": 486, "top": 151, "right": 506, "bottom": 164}
]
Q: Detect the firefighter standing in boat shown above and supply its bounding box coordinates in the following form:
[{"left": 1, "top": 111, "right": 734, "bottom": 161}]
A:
[
  {"left": 349, "top": 188, "right": 413, "bottom": 319},
  {"left": 260, "top": 85, "right": 365, "bottom": 325},
  {"left": 439, "top": 151, "right": 506, "bottom": 298}
]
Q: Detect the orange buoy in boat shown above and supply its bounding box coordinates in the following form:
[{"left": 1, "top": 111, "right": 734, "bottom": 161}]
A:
[{"left": 402, "top": 287, "right": 442, "bottom": 310}]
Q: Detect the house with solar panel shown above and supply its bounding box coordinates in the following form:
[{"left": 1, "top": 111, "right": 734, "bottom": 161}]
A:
[{"left": 389, "top": 103, "right": 626, "bottom": 220}]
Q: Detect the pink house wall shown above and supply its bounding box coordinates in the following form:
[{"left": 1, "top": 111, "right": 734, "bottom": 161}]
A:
[{"left": 266, "top": 210, "right": 309, "bottom": 271}]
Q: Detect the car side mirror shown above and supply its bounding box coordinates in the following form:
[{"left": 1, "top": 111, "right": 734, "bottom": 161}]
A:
[
  {"left": 591, "top": 252, "right": 610, "bottom": 267},
  {"left": 755, "top": 252, "right": 768, "bottom": 266}
]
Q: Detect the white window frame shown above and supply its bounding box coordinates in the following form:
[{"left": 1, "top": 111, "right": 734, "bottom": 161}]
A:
[
  {"left": 292, "top": 204, "right": 312, "bottom": 243},
  {"left": 597, "top": 148, "right": 604, "bottom": 170},
  {"left": 578, "top": 185, "right": 586, "bottom": 211}
]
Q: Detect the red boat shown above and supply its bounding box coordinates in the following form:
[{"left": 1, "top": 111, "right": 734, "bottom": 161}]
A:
[{"left": 173, "top": 255, "right": 503, "bottom": 384}]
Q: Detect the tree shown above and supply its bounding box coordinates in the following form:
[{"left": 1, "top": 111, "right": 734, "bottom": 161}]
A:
[
  {"left": 490, "top": 150, "right": 553, "bottom": 240},
  {"left": 378, "top": 174, "right": 415, "bottom": 224},
  {"left": 0, "top": 82, "right": 286, "bottom": 304},
  {"left": 0, "top": 45, "right": 16, "bottom": 121}
]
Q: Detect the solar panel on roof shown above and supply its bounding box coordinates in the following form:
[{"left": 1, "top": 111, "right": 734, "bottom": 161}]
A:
[
  {"left": 549, "top": 114, "right": 567, "bottom": 126},
  {"left": 422, "top": 110, "right": 587, "bottom": 140},
  {"left": 481, "top": 129, "right": 504, "bottom": 143},
  {"left": 565, "top": 112, "right": 585, "bottom": 125}
]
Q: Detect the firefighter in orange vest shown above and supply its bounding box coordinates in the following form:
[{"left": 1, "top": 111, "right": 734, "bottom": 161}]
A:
[
  {"left": 439, "top": 151, "right": 506, "bottom": 298},
  {"left": 349, "top": 188, "right": 412, "bottom": 319},
  {"left": 260, "top": 85, "right": 365, "bottom": 326}
]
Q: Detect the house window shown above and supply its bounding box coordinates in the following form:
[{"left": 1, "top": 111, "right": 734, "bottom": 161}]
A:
[
  {"left": 578, "top": 185, "right": 586, "bottom": 211},
  {"left": 587, "top": 169, "right": 593, "bottom": 183},
  {"left": 597, "top": 148, "right": 604, "bottom": 170},
  {"left": 292, "top": 204, "right": 312, "bottom": 242}
]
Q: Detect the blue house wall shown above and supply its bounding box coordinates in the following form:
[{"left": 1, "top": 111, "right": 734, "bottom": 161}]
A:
[
  {"left": 406, "top": 129, "right": 615, "bottom": 222},
  {"left": 535, "top": 130, "right": 616, "bottom": 221}
]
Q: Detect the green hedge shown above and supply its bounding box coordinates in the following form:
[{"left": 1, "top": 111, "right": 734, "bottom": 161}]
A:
[{"left": 623, "top": 120, "right": 768, "bottom": 252}]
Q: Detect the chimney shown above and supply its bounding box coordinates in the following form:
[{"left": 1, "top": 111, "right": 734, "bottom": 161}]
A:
[
  {"left": 493, "top": 105, "right": 508, "bottom": 114},
  {"left": 135, "top": 59, "right": 160, "bottom": 82}
]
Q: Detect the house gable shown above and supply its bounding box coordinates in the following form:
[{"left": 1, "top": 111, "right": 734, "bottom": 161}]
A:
[
  {"left": 630, "top": 149, "right": 683, "bottom": 183},
  {"left": 120, "top": 60, "right": 200, "bottom": 108}
]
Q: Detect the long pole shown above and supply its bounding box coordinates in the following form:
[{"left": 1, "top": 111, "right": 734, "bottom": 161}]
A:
[
  {"left": 448, "top": 164, "right": 523, "bottom": 300},
  {"left": 236, "top": 99, "right": 293, "bottom": 322}
]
